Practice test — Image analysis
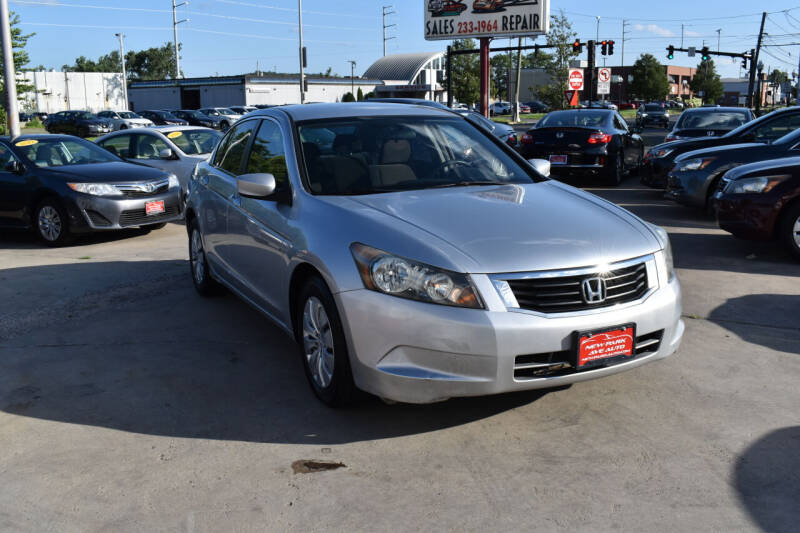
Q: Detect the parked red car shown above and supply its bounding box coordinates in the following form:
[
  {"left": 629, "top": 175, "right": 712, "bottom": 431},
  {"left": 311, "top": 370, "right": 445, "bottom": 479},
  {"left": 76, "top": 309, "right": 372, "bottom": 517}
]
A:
[{"left": 618, "top": 102, "right": 637, "bottom": 110}]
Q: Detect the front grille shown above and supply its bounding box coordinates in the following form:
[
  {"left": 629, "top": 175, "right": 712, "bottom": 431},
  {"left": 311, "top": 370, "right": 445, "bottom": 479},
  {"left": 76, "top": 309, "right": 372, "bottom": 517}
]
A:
[
  {"left": 85, "top": 209, "right": 112, "bottom": 227},
  {"left": 513, "top": 329, "right": 664, "bottom": 380},
  {"left": 117, "top": 179, "right": 170, "bottom": 198},
  {"left": 119, "top": 205, "right": 180, "bottom": 226},
  {"left": 506, "top": 261, "right": 649, "bottom": 314}
]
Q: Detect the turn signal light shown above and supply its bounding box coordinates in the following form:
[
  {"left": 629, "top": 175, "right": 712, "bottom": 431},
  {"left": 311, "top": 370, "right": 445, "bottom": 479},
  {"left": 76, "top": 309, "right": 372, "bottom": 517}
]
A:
[
  {"left": 520, "top": 133, "right": 534, "bottom": 144},
  {"left": 587, "top": 132, "right": 612, "bottom": 144}
]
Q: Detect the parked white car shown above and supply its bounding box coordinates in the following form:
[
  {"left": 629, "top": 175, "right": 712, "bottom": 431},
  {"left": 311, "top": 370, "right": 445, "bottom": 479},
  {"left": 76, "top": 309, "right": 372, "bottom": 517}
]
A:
[
  {"left": 96, "top": 110, "right": 154, "bottom": 131},
  {"left": 489, "top": 101, "right": 512, "bottom": 115}
]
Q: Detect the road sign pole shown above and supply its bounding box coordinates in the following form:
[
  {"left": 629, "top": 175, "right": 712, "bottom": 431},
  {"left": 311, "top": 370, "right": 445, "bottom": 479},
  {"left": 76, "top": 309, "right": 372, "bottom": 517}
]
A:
[{"left": 480, "top": 37, "right": 490, "bottom": 117}]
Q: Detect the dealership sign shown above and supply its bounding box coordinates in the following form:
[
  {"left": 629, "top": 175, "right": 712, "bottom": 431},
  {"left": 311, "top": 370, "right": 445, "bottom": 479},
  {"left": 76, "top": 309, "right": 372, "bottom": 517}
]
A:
[{"left": 424, "top": 0, "right": 550, "bottom": 41}]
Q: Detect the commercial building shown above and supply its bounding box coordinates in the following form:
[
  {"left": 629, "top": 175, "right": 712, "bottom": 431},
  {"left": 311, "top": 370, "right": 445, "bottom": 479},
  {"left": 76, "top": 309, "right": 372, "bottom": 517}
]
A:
[
  {"left": 127, "top": 74, "right": 382, "bottom": 110},
  {"left": 18, "top": 71, "right": 126, "bottom": 113},
  {"left": 363, "top": 52, "right": 448, "bottom": 102}
]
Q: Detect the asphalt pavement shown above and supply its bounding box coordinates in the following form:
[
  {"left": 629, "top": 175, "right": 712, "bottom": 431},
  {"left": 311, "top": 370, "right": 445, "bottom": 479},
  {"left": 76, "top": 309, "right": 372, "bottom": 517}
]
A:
[{"left": 1, "top": 131, "right": 798, "bottom": 532}]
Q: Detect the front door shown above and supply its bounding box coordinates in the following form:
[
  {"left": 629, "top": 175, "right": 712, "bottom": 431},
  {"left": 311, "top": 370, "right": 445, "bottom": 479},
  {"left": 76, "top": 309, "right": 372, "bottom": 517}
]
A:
[{"left": 0, "top": 143, "right": 30, "bottom": 227}]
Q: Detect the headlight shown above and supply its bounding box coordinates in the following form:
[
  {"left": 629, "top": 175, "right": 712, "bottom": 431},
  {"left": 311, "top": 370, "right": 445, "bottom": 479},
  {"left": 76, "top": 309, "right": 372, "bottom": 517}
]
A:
[
  {"left": 67, "top": 182, "right": 123, "bottom": 196},
  {"left": 675, "top": 157, "right": 716, "bottom": 172},
  {"left": 168, "top": 174, "right": 180, "bottom": 189},
  {"left": 647, "top": 223, "right": 675, "bottom": 282},
  {"left": 650, "top": 147, "right": 674, "bottom": 159},
  {"left": 723, "top": 174, "right": 790, "bottom": 195},
  {"left": 350, "top": 243, "right": 483, "bottom": 309}
]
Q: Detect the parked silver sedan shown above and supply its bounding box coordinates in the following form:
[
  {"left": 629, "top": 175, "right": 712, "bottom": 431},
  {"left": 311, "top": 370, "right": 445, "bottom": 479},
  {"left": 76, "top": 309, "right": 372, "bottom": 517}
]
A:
[
  {"left": 185, "top": 103, "right": 684, "bottom": 406},
  {"left": 97, "top": 110, "right": 154, "bottom": 131},
  {"left": 95, "top": 126, "right": 222, "bottom": 192}
]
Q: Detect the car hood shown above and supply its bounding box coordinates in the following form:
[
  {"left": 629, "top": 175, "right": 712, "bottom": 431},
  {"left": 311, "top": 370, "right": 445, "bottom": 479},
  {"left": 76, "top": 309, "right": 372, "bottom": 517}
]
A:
[
  {"left": 675, "top": 142, "right": 765, "bottom": 161},
  {"left": 348, "top": 181, "right": 660, "bottom": 273},
  {"left": 38, "top": 161, "right": 169, "bottom": 182},
  {"left": 651, "top": 135, "right": 731, "bottom": 156}
]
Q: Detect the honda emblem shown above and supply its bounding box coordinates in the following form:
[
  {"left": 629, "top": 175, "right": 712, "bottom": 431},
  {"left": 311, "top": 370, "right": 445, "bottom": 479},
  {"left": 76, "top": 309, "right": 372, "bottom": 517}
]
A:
[
  {"left": 556, "top": 132, "right": 565, "bottom": 139},
  {"left": 581, "top": 277, "right": 607, "bottom": 304}
]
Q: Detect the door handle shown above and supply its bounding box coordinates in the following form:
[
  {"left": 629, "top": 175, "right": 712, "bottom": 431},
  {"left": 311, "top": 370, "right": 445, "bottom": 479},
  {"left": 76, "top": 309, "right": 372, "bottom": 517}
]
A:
[{"left": 199, "top": 175, "right": 209, "bottom": 186}]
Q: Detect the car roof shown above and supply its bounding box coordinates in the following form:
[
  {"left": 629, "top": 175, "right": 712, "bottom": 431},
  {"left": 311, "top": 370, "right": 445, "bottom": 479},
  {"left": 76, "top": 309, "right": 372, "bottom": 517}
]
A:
[
  {"left": 262, "top": 102, "right": 457, "bottom": 121},
  {"left": 683, "top": 106, "right": 750, "bottom": 113},
  {"left": 0, "top": 133, "right": 78, "bottom": 142},
  {"left": 152, "top": 125, "right": 216, "bottom": 132}
]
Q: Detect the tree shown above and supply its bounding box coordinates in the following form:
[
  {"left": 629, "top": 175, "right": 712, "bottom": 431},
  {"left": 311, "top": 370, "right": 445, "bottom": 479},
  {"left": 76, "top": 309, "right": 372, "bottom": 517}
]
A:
[
  {"left": 768, "top": 69, "right": 789, "bottom": 85},
  {"left": 690, "top": 59, "right": 723, "bottom": 104},
  {"left": 63, "top": 43, "right": 179, "bottom": 80},
  {"left": 630, "top": 54, "right": 670, "bottom": 102},
  {"left": 357, "top": 87, "right": 364, "bottom": 101},
  {"left": 534, "top": 11, "right": 578, "bottom": 109},
  {"left": 341, "top": 92, "right": 356, "bottom": 102},
  {"left": 0, "top": 11, "right": 36, "bottom": 100},
  {"left": 448, "top": 39, "right": 480, "bottom": 106}
]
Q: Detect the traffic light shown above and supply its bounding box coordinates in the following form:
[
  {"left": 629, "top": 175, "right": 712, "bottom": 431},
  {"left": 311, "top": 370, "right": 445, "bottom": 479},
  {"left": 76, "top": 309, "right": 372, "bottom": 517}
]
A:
[
  {"left": 701, "top": 47, "right": 710, "bottom": 61},
  {"left": 741, "top": 56, "right": 748, "bottom": 69},
  {"left": 601, "top": 40, "right": 608, "bottom": 56},
  {"left": 573, "top": 39, "right": 582, "bottom": 54},
  {"left": 667, "top": 45, "right": 675, "bottom": 60},
  {"left": 608, "top": 40, "right": 615, "bottom": 55}
]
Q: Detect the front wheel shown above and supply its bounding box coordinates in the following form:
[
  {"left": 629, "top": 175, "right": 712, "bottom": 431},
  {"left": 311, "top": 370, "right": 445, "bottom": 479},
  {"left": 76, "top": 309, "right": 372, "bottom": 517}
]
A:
[
  {"left": 296, "top": 276, "right": 356, "bottom": 407},
  {"left": 779, "top": 203, "right": 800, "bottom": 259},
  {"left": 188, "top": 219, "right": 223, "bottom": 296},
  {"left": 35, "top": 197, "right": 73, "bottom": 246}
]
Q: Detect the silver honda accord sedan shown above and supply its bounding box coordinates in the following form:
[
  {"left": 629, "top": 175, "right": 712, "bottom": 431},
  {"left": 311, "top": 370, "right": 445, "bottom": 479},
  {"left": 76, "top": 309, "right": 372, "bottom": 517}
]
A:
[{"left": 185, "top": 103, "right": 683, "bottom": 406}]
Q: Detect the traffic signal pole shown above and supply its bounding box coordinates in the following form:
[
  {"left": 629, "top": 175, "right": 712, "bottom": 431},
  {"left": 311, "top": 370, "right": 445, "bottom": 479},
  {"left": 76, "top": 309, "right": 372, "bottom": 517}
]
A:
[
  {"left": 586, "top": 40, "right": 595, "bottom": 103},
  {"left": 750, "top": 12, "right": 767, "bottom": 112}
]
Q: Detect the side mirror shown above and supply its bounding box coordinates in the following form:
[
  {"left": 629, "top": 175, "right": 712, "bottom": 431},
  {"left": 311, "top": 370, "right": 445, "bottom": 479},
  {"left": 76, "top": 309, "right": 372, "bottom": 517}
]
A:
[
  {"left": 4, "top": 159, "right": 23, "bottom": 174},
  {"left": 237, "top": 173, "right": 276, "bottom": 198},
  {"left": 159, "top": 148, "right": 176, "bottom": 160},
  {"left": 528, "top": 158, "right": 551, "bottom": 177}
]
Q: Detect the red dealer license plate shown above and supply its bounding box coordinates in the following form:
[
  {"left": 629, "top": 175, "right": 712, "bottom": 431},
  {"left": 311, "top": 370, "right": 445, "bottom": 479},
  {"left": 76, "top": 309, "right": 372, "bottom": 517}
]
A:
[
  {"left": 575, "top": 324, "right": 635, "bottom": 369},
  {"left": 549, "top": 155, "right": 568, "bottom": 165},
  {"left": 145, "top": 200, "right": 165, "bottom": 216}
]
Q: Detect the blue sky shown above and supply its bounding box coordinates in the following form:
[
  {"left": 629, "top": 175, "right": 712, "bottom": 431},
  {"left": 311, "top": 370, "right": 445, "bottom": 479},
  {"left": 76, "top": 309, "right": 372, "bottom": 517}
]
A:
[{"left": 10, "top": 0, "right": 800, "bottom": 79}]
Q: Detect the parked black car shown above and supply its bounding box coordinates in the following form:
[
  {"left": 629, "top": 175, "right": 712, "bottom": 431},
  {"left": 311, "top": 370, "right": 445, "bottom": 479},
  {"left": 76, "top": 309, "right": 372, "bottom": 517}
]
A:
[
  {"left": 366, "top": 97, "right": 451, "bottom": 109},
  {"left": 522, "top": 100, "right": 550, "bottom": 113},
  {"left": 171, "top": 109, "right": 221, "bottom": 129},
  {"left": 636, "top": 103, "right": 670, "bottom": 129},
  {"left": 138, "top": 110, "right": 189, "bottom": 126},
  {"left": 642, "top": 106, "right": 795, "bottom": 188},
  {"left": 666, "top": 106, "right": 753, "bottom": 142},
  {"left": 0, "top": 135, "right": 182, "bottom": 245},
  {"left": 519, "top": 108, "right": 644, "bottom": 185},
  {"left": 665, "top": 126, "right": 800, "bottom": 211},
  {"left": 455, "top": 109, "right": 519, "bottom": 148},
  {"left": 714, "top": 157, "right": 800, "bottom": 258},
  {"left": 44, "top": 111, "right": 112, "bottom": 137}
]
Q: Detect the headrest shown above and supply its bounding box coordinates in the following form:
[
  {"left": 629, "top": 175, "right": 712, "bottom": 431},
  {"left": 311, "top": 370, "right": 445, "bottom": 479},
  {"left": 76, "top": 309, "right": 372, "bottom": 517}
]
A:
[{"left": 382, "top": 139, "right": 411, "bottom": 164}]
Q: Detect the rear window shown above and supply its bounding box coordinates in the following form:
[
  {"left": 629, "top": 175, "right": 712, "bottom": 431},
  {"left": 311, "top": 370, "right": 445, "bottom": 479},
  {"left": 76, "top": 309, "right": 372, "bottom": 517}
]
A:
[
  {"left": 537, "top": 111, "right": 608, "bottom": 128},
  {"left": 677, "top": 111, "right": 750, "bottom": 130}
]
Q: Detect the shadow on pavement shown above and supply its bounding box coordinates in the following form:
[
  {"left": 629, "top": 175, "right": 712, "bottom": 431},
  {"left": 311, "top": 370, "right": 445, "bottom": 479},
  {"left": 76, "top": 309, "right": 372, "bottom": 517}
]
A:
[
  {"left": 0, "top": 261, "right": 555, "bottom": 445},
  {"left": 734, "top": 426, "right": 800, "bottom": 533},
  {"left": 669, "top": 232, "right": 799, "bottom": 276},
  {"left": 708, "top": 294, "right": 800, "bottom": 353},
  {"left": 0, "top": 225, "right": 176, "bottom": 250}
]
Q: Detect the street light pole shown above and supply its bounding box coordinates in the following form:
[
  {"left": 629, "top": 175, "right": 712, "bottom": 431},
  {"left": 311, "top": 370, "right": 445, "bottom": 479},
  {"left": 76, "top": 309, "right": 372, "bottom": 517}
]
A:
[
  {"left": 0, "top": 0, "right": 19, "bottom": 139},
  {"left": 716, "top": 29, "right": 721, "bottom": 53},
  {"left": 115, "top": 33, "right": 129, "bottom": 110},
  {"left": 171, "top": 0, "right": 188, "bottom": 79},
  {"left": 298, "top": 0, "right": 305, "bottom": 103}
]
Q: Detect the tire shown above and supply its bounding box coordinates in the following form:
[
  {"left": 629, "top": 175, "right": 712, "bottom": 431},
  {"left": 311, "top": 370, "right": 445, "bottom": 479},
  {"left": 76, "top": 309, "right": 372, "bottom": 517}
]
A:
[
  {"left": 188, "top": 218, "right": 223, "bottom": 296},
  {"left": 34, "top": 197, "right": 73, "bottom": 247},
  {"left": 779, "top": 202, "right": 800, "bottom": 259},
  {"left": 605, "top": 151, "right": 623, "bottom": 186},
  {"left": 220, "top": 121, "right": 230, "bottom": 132},
  {"left": 295, "top": 276, "right": 356, "bottom": 407},
  {"left": 120, "top": 124, "right": 127, "bottom": 130},
  {"left": 78, "top": 127, "right": 89, "bottom": 138}
]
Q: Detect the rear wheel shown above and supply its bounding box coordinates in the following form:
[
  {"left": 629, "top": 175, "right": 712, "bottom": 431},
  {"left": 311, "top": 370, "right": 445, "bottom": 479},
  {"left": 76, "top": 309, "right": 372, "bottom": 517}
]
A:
[
  {"left": 605, "top": 151, "right": 623, "bottom": 185},
  {"left": 120, "top": 124, "right": 127, "bottom": 130},
  {"left": 35, "top": 197, "right": 73, "bottom": 247},
  {"left": 296, "top": 276, "right": 356, "bottom": 407},
  {"left": 779, "top": 202, "right": 800, "bottom": 259}
]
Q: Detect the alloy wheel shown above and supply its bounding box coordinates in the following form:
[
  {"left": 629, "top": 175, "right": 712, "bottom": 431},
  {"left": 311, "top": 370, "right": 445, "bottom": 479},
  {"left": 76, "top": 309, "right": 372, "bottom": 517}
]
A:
[
  {"left": 302, "top": 296, "right": 335, "bottom": 389},
  {"left": 38, "top": 205, "right": 62, "bottom": 242},
  {"left": 793, "top": 216, "right": 800, "bottom": 248},
  {"left": 190, "top": 229, "right": 205, "bottom": 284}
]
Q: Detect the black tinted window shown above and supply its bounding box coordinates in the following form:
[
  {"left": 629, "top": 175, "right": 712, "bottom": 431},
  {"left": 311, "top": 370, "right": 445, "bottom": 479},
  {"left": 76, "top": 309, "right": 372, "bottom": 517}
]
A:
[
  {"left": 246, "top": 120, "right": 289, "bottom": 190},
  {"left": 213, "top": 120, "right": 257, "bottom": 175}
]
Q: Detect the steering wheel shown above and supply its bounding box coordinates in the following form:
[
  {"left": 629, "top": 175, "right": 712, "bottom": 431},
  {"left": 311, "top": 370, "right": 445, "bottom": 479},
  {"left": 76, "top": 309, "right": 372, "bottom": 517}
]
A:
[{"left": 435, "top": 159, "right": 471, "bottom": 179}]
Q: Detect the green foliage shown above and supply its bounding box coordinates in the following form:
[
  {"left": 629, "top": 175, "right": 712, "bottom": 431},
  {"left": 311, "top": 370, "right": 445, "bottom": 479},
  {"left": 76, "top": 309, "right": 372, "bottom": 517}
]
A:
[
  {"left": 534, "top": 11, "right": 579, "bottom": 109},
  {"left": 629, "top": 54, "right": 670, "bottom": 102},
  {"left": 25, "top": 117, "right": 43, "bottom": 128},
  {"left": 690, "top": 59, "right": 724, "bottom": 104},
  {"left": 0, "top": 12, "right": 36, "bottom": 97},
  {"left": 768, "top": 69, "right": 789, "bottom": 85},
  {"left": 448, "top": 39, "right": 480, "bottom": 106},
  {"left": 357, "top": 87, "right": 364, "bottom": 101},
  {"left": 63, "top": 43, "right": 180, "bottom": 80},
  {"left": 0, "top": 108, "right": 6, "bottom": 135},
  {"left": 341, "top": 92, "right": 356, "bottom": 102},
  {"left": 364, "top": 91, "right": 375, "bottom": 100}
]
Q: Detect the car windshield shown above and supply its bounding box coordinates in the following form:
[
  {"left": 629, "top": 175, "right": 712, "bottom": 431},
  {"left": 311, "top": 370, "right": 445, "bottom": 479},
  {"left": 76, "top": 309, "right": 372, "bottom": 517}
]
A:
[
  {"left": 184, "top": 111, "right": 204, "bottom": 118},
  {"left": 536, "top": 111, "right": 608, "bottom": 128},
  {"left": 118, "top": 112, "right": 140, "bottom": 119},
  {"left": 155, "top": 111, "right": 176, "bottom": 118},
  {"left": 297, "top": 116, "right": 535, "bottom": 195},
  {"left": 166, "top": 129, "right": 222, "bottom": 155},
  {"left": 217, "top": 108, "right": 236, "bottom": 115},
  {"left": 73, "top": 111, "right": 96, "bottom": 120},
  {"left": 677, "top": 110, "right": 750, "bottom": 130},
  {"left": 644, "top": 105, "right": 663, "bottom": 112},
  {"left": 15, "top": 138, "right": 118, "bottom": 167}
]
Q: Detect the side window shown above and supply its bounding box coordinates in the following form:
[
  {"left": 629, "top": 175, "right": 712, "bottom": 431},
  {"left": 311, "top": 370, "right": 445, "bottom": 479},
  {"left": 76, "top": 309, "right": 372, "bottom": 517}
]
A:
[
  {"left": 0, "top": 143, "right": 19, "bottom": 171},
  {"left": 752, "top": 114, "right": 800, "bottom": 142},
  {"left": 99, "top": 135, "right": 132, "bottom": 158},
  {"left": 214, "top": 120, "right": 258, "bottom": 175},
  {"left": 246, "top": 120, "right": 290, "bottom": 190},
  {"left": 133, "top": 134, "right": 170, "bottom": 160},
  {"left": 613, "top": 114, "right": 627, "bottom": 131}
]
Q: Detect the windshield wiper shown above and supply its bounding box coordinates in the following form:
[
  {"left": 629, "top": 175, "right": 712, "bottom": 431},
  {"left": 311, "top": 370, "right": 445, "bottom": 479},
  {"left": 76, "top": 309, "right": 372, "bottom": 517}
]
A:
[{"left": 427, "top": 181, "right": 513, "bottom": 189}]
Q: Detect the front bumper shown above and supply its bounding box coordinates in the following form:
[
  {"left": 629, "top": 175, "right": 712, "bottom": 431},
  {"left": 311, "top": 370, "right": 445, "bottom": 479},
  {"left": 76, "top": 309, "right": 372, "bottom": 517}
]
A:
[
  {"left": 336, "top": 272, "right": 683, "bottom": 404},
  {"left": 665, "top": 170, "right": 709, "bottom": 207},
  {"left": 65, "top": 189, "right": 183, "bottom": 233},
  {"left": 714, "top": 192, "right": 779, "bottom": 241}
]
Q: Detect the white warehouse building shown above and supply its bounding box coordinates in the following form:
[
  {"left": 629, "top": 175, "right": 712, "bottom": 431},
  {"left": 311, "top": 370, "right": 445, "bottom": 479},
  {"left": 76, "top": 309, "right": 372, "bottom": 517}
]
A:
[{"left": 18, "top": 71, "right": 127, "bottom": 113}]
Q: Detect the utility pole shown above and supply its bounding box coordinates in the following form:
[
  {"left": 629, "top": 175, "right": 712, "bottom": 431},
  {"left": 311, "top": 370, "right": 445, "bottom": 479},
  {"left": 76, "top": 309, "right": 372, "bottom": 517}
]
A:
[
  {"left": 511, "top": 37, "right": 523, "bottom": 123},
  {"left": 347, "top": 60, "right": 356, "bottom": 98},
  {"left": 298, "top": 0, "right": 305, "bottom": 103},
  {"left": 382, "top": 5, "right": 395, "bottom": 57},
  {"left": 716, "top": 29, "right": 721, "bottom": 53},
  {"left": 681, "top": 24, "right": 684, "bottom": 49},
  {"left": 115, "top": 33, "right": 129, "bottom": 110},
  {"left": 172, "top": 0, "right": 188, "bottom": 79},
  {"left": 0, "top": 0, "right": 18, "bottom": 138},
  {"left": 621, "top": 20, "right": 629, "bottom": 104},
  {"left": 748, "top": 11, "right": 767, "bottom": 110}
]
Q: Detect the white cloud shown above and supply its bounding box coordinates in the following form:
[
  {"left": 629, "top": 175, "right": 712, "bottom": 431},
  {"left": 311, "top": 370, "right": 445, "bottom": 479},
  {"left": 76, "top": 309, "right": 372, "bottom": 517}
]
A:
[
  {"left": 685, "top": 30, "right": 701, "bottom": 37},
  {"left": 634, "top": 24, "right": 675, "bottom": 38}
]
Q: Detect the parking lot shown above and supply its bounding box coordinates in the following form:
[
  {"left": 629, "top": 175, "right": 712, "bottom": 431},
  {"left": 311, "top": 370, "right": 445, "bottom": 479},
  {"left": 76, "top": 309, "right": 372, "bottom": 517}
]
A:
[{"left": 1, "top": 124, "right": 798, "bottom": 532}]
